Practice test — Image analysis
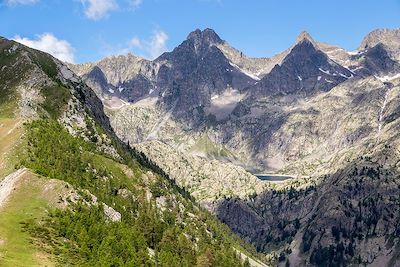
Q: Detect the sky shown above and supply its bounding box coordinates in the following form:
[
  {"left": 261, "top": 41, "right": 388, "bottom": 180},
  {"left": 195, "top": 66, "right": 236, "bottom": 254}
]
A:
[{"left": 1, "top": 0, "right": 399, "bottom": 63}]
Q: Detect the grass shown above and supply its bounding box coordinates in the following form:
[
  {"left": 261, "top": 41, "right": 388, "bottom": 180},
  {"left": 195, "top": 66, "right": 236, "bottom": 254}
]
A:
[
  {"left": 189, "top": 134, "right": 233, "bottom": 159},
  {"left": 39, "top": 84, "right": 71, "bottom": 119},
  {"left": 28, "top": 49, "right": 58, "bottom": 80},
  {"left": 0, "top": 118, "right": 24, "bottom": 180},
  {"left": 0, "top": 172, "right": 60, "bottom": 267},
  {"left": 0, "top": 119, "right": 56, "bottom": 266},
  {"left": 0, "top": 101, "right": 17, "bottom": 119}
]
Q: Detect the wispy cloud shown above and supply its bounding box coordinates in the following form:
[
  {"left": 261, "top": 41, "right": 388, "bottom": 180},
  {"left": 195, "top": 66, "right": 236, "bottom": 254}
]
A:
[
  {"left": 128, "top": 37, "right": 143, "bottom": 49},
  {"left": 132, "top": 29, "right": 169, "bottom": 59},
  {"left": 3, "top": 0, "right": 39, "bottom": 6},
  {"left": 80, "top": 0, "right": 118, "bottom": 20},
  {"left": 128, "top": 0, "right": 142, "bottom": 9},
  {"left": 101, "top": 29, "right": 169, "bottom": 60},
  {"left": 13, "top": 33, "right": 76, "bottom": 63},
  {"left": 146, "top": 30, "right": 168, "bottom": 59}
]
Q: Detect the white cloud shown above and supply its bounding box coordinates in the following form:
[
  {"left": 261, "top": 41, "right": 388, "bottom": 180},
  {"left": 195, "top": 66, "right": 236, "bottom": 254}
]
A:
[
  {"left": 80, "top": 0, "right": 118, "bottom": 20},
  {"left": 147, "top": 30, "right": 168, "bottom": 59},
  {"left": 3, "top": 0, "right": 38, "bottom": 6},
  {"left": 99, "top": 29, "right": 168, "bottom": 60},
  {"left": 128, "top": 0, "right": 142, "bottom": 9},
  {"left": 13, "top": 33, "right": 76, "bottom": 63},
  {"left": 129, "top": 30, "right": 168, "bottom": 59},
  {"left": 128, "top": 37, "right": 142, "bottom": 48}
]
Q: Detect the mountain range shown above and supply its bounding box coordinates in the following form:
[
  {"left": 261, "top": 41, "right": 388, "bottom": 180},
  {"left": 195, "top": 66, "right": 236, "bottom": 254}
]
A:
[
  {"left": 1, "top": 26, "right": 400, "bottom": 266},
  {"left": 69, "top": 27, "right": 400, "bottom": 266},
  {"left": 0, "top": 36, "right": 263, "bottom": 266}
]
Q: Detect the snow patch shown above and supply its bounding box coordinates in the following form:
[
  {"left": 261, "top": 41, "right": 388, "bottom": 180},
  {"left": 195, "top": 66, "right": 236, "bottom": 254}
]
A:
[
  {"left": 378, "top": 88, "right": 390, "bottom": 134},
  {"left": 339, "top": 72, "right": 353, "bottom": 79},
  {"left": 229, "top": 61, "right": 261, "bottom": 81},
  {"left": 103, "top": 97, "right": 129, "bottom": 110},
  {"left": 317, "top": 76, "right": 322, "bottom": 81},
  {"left": 297, "top": 76, "right": 302, "bottom": 81},
  {"left": 375, "top": 73, "right": 400, "bottom": 82},
  {"left": 347, "top": 50, "right": 360, "bottom": 56},
  {"left": 319, "top": 68, "right": 331, "bottom": 75},
  {"left": 326, "top": 48, "right": 344, "bottom": 54},
  {"left": 118, "top": 86, "right": 124, "bottom": 93},
  {"left": 207, "top": 89, "right": 245, "bottom": 120},
  {"left": 351, "top": 66, "right": 364, "bottom": 72},
  {"left": 108, "top": 88, "right": 115, "bottom": 94},
  {"left": 325, "top": 78, "right": 334, "bottom": 84},
  {"left": 342, "top": 65, "right": 356, "bottom": 75},
  {"left": 149, "top": 89, "right": 154, "bottom": 95}
]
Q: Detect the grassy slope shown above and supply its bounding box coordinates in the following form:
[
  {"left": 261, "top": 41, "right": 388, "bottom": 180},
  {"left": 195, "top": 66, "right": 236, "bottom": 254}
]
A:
[
  {"left": 189, "top": 134, "right": 234, "bottom": 159},
  {"left": 0, "top": 117, "right": 61, "bottom": 266},
  {"left": 0, "top": 119, "right": 23, "bottom": 179},
  {"left": 0, "top": 172, "right": 66, "bottom": 266},
  {"left": 21, "top": 120, "right": 247, "bottom": 266}
]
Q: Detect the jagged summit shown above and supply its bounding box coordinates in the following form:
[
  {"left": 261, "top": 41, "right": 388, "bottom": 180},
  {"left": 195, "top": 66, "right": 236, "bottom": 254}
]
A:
[
  {"left": 358, "top": 28, "right": 400, "bottom": 62},
  {"left": 186, "top": 28, "right": 223, "bottom": 45},
  {"left": 254, "top": 33, "right": 354, "bottom": 96},
  {"left": 359, "top": 28, "right": 400, "bottom": 50},
  {"left": 295, "top": 31, "right": 316, "bottom": 45}
]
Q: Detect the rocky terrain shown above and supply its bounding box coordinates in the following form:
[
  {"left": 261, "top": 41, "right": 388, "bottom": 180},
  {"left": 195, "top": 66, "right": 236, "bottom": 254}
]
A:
[
  {"left": 0, "top": 37, "right": 261, "bottom": 266},
  {"left": 359, "top": 28, "right": 400, "bottom": 62},
  {"left": 70, "top": 27, "right": 400, "bottom": 266}
]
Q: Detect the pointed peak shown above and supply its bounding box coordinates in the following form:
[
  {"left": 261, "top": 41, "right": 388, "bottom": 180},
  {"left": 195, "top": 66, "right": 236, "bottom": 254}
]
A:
[
  {"left": 187, "top": 28, "right": 202, "bottom": 39},
  {"left": 186, "top": 28, "right": 223, "bottom": 44},
  {"left": 295, "top": 31, "right": 316, "bottom": 45}
]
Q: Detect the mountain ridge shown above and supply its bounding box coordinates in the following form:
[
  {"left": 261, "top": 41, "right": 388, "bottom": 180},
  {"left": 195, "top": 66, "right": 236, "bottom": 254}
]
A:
[
  {"left": 67, "top": 28, "right": 400, "bottom": 265},
  {"left": 0, "top": 36, "right": 262, "bottom": 266}
]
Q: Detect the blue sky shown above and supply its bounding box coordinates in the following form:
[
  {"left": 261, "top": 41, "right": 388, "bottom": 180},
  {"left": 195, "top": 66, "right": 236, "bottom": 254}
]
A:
[{"left": 1, "top": 0, "right": 399, "bottom": 63}]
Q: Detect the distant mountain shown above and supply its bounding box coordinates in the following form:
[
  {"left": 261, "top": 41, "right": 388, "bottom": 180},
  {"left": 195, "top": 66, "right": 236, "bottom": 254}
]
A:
[
  {"left": 251, "top": 32, "right": 354, "bottom": 96},
  {"left": 69, "top": 28, "right": 400, "bottom": 266},
  {"left": 353, "top": 43, "right": 400, "bottom": 76},
  {"left": 359, "top": 28, "right": 400, "bottom": 61},
  {"left": 69, "top": 53, "right": 159, "bottom": 102},
  {"left": 155, "top": 28, "right": 257, "bottom": 118}
]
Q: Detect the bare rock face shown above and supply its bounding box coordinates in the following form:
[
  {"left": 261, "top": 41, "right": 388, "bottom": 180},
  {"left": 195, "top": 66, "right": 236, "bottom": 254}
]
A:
[
  {"left": 252, "top": 38, "right": 354, "bottom": 96},
  {"left": 69, "top": 53, "right": 160, "bottom": 103},
  {"left": 103, "top": 204, "right": 122, "bottom": 222},
  {"left": 355, "top": 43, "right": 400, "bottom": 76},
  {"left": 134, "top": 140, "right": 268, "bottom": 203},
  {"left": 359, "top": 28, "right": 400, "bottom": 61},
  {"left": 155, "top": 28, "right": 256, "bottom": 119},
  {"left": 71, "top": 28, "right": 260, "bottom": 122}
]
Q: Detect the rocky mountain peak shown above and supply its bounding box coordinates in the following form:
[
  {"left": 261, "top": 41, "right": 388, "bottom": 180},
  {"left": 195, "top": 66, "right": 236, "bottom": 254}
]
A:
[
  {"left": 359, "top": 28, "right": 400, "bottom": 62},
  {"left": 295, "top": 31, "right": 316, "bottom": 45},
  {"left": 253, "top": 33, "right": 353, "bottom": 96},
  {"left": 359, "top": 28, "right": 400, "bottom": 50},
  {"left": 359, "top": 43, "right": 400, "bottom": 75},
  {"left": 186, "top": 28, "right": 223, "bottom": 45}
]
